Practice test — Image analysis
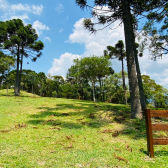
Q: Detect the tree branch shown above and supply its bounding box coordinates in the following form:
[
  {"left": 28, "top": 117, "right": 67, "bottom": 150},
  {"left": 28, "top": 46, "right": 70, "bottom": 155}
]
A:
[
  {"left": 86, "top": 4, "right": 112, "bottom": 12},
  {"left": 110, "top": 22, "right": 122, "bottom": 30}
]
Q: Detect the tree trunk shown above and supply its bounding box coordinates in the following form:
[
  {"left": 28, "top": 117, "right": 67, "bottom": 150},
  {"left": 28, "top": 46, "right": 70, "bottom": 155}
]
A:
[
  {"left": 7, "top": 84, "right": 8, "bottom": 95},
  {"left": 19, "top": 45, "right": 24, "bottom": 94},
  {"left": 122, "top": 0, "right": 142, "bottom": 119},
  {"left": 15, "top": 45, "right": 20, "bottom": 96},
  {"left": 92, "top": 82, "right": 96, "bottom": 102},
  {"left": 111, "top": 97, "right": 113, "bottom": 103},
  {"left": 121, "top": 57, "right": 127, "bottom": 105},
  {"left": 134, "top": 44, "right": 146, "bottom": 114},
  {"left": 102, "top": 79, "right": 105, "bottom": 102},
  {"left": 81, "top": 82, "right": 84, "bottom": 100},
  {"left": 32, "top": 84, "right": 33, "bottom": 94},
  {"left": 99, "top": 77, "right": 102, "bottom": 102}
]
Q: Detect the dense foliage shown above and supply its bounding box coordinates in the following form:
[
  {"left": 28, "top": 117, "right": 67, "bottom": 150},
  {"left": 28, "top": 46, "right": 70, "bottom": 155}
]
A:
[
  {"left": 1, "top": 62, "right": 167, "bottom": 108},
  {"left": 140, "top": 1, "right": 168, "bottom": 60},
  {"left": 0, "top": 51, "right": 15, "bottom": 88}
]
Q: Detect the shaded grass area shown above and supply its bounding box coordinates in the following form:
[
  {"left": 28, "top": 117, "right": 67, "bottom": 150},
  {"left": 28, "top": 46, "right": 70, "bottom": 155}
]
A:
[{"left": 0, "top": 89, "right": 168, "bottom": 167}]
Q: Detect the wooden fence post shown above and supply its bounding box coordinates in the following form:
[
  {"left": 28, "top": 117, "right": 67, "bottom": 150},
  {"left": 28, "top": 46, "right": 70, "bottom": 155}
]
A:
[{"left": 145, "top": 109, "right": 154, "bottom": 157}]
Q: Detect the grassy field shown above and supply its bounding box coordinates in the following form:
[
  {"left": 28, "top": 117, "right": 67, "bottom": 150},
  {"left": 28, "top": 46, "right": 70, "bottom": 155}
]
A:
[{"left": 0, "top": 89, "right": 168, "bottom": 168}]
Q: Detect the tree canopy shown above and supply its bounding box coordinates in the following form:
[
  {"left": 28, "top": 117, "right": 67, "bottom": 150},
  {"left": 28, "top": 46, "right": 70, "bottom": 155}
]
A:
[
  {"left": 0, "top": 19, "right": 44, "bottom": 96},
  {"left": 141, "top": 1, "right": 168, "bottom": 60},
  {"left": 0, "top": 51, "right": 15, "bottom": 76},
  {"left": 68, "top": 55, "right": 112, "bottom": 102},
  {"left": 0, "top": 51, "right": 15, "bottom": 88}
]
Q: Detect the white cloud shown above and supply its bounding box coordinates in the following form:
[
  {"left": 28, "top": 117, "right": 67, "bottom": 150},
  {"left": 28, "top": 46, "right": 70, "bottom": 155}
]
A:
[
  {"left": 160, "top": 69, "right": 168, "bottom": 87},
  {"left": 55, "top": 4, "right": 64, "bottom": 13},
  {"left": 0, "top": 0, "right": 43, "bottom": 21},
  {"left": 48, "top": 53, "right": 81, "bottom": 77},
  {"left": 59, "top": 28, "right": 63, "bottom": 33},
  {"left": 138, "top": 52, "right": 168, "bottom": 88},
  {"left": 10, "top": 14, "right": 29, "bottom": 21},
  {"left": 32, "top": 20, "right": 49, "bottom": 35},
  {"left": 44, "top": 37, "right": 51, "bottom": 42},
  {"left": 0, "top": 0, "right": 9, "bottom": 10},
  {"left": 69, "top": 18, "right": 125, "bottom": 56},
  {"left": 10, "top": 3, "right": 31, "bottom": 12},
  {"left": 32, "top": 4, "right": 43, "bottom": 15}
]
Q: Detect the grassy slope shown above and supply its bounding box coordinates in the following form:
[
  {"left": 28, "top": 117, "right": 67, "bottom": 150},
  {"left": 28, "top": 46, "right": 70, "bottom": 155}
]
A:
[{"left": 0, "top": 89, "right": 168, "bottom": 168}]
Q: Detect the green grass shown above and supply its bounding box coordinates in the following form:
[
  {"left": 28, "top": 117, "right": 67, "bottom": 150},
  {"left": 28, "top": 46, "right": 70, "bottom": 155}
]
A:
[{"left": 0, "top": 89, "right": 168, "bottom": 168}]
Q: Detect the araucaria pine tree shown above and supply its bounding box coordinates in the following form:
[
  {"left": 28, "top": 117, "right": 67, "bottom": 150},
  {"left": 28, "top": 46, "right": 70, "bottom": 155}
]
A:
[{"left": 0, "top": 19, "right": 44, "bottom": 96}]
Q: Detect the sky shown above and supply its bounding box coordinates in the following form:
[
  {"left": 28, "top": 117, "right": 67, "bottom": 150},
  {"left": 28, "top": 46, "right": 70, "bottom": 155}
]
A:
[{"left": 0, "top": 0, "right": 168, "bottom": 89}]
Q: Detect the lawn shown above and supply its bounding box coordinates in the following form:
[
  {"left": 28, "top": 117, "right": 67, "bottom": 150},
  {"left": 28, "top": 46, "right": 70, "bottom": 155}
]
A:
[{"left": 0, "top": 89, "right": 168, "bottom": 168}]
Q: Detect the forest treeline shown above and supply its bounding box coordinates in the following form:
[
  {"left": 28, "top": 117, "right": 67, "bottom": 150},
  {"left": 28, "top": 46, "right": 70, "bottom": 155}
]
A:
[{"left": 1, "top": 55, "right": 168, "bottom": 108}]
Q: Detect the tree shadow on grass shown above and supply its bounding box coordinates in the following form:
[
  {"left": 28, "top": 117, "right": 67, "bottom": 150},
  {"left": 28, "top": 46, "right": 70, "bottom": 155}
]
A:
[
  {"left": 0, "top": 94, "right": 30, "bottom": 97},
  {"left": 26, "top": 101, "right": 168, "bottom": 157},
  {"left": 27, "top": 102, "right": 106, "bottom": 129},
  {"left": 28, "top": 119, "right": 83, "bottom": 129},
  {"left": 26, "top": 102, "right": 148, "bottom": 137},
  {"left": 154, "top": 150, "right": 168, "bottom": 156},
  {"left": 27, "top": 103, "right": 114, "bottom": 129},
  {"left": 31, "top": 103, "right": 167, "bottom": 140},
  {"left": 0, "top": 93, "right": 41, "bottom": 98}
]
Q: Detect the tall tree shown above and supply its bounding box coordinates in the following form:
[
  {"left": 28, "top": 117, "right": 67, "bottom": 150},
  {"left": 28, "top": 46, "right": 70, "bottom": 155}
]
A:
[
  {"left": 75, "top": 0, "right": 157, "bottom": 118},
  {"left": 45, "top": 77, "right": 57, "bottom": 97},
  {"left": 26, "top": 71, "right": 38, "bottom": 94},
  {"left": 52, "top": 75, "right": 64, "bottom": 98},
  {"left": 67, "top": 63, "right": 91, "bottom": 100},
  {"left": 105, "top": 40, "right": 146, "bottom": 110},
  {"left": 97, "top": 66, "right": 114, "bottom": 102},
  {"left": 38, "top": 72, "right": 47, "bottom": 96},
  {"left": 0, "top": 19, "right": 44, "bottom": 96},
  {"left": 104, "top": 72, "right": 128, "bottom": 104},
  {"left": 104, "top": 40, "right": 127, "bottom": 104},
  {"left": 67, "top": 59, "right": 87, "bottom": 99},
  {"left": 18, "top": 23, "right": 44, "bottom": 93},
  {"left": 73, "top": 56, "right": 112, "bottom": 102},
  {"left": 134, "top": 42, "right": 147, "bottom": 114}
]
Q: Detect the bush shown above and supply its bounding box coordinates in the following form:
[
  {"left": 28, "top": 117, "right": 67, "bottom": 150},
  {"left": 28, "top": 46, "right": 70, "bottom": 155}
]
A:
[
  {"left": 52, "top": 91, "right": 57, "bottom": 97},
  {"left": 147, "top": 104, "right": 154, "bottom": 108},
  {"left": 61, "top": 84, "right": 79, "bottom": 99}
]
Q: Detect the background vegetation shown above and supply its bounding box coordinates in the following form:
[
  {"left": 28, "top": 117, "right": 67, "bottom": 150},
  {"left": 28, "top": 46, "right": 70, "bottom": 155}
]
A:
[{"left": 1, "top": 64, "right": 168, "bottom": 108}]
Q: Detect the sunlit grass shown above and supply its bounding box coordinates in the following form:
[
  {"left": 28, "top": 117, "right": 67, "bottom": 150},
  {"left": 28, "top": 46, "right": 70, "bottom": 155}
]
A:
[{"left": 0, "top": 89, "right": 168, "bottom": 167}]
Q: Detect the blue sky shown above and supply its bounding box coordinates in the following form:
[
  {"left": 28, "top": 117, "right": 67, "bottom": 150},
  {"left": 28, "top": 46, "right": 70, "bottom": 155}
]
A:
[
  {"left": 1, "top": 0, "right": 168, "bottom": 89},
  {"left": 0, "top": 0, "right": 89, "bottom": 73}
]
